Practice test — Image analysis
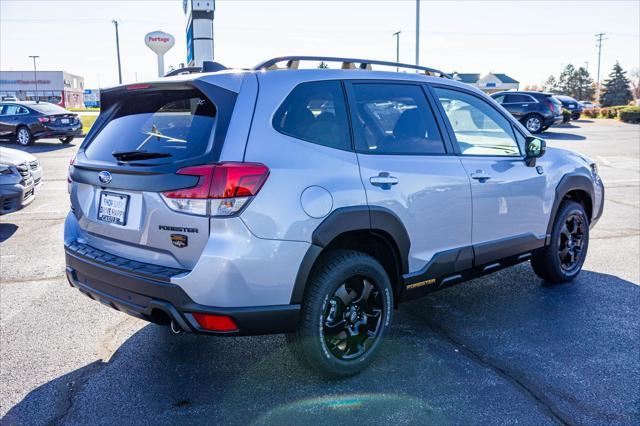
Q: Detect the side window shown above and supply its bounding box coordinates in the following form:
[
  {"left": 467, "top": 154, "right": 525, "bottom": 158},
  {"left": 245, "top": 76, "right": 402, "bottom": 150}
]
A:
[
  {"left": 16, "top": 106, "right": 29, "bottom": 114},
  {"left": 434, "top": 87, "right": 521, "bottom": 157},
  {"left": 492, "top": 94, "right": 506, "bottom": 104},
  {"left": 3, "top": 105, "right": 19, "bottom": 115},
  {"left": 350, "top": 83, "right": 445, "bottom": 155},
  {"left": 273, "top": 81, "right": 350, "bottom": 151},
  {"left": 504, "top": 94, "right": 530, "bottom": 103}
]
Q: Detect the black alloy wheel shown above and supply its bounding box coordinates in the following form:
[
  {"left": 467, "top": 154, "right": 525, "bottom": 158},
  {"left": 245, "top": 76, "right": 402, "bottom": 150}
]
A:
[
  {"left": 322, "top": 276, "right": 384, "bottom": 360},
  {"left": 558, "top": 213, "right": 587, "bottom": 273}
]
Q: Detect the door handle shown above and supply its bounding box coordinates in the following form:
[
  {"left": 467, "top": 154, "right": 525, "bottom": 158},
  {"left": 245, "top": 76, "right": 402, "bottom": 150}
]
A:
[
  {"left": 470, "top": 171, "right": 491, "bottom": 182},
  {"left": 370, "top": 172, "right": 399, "bottom": 189}
]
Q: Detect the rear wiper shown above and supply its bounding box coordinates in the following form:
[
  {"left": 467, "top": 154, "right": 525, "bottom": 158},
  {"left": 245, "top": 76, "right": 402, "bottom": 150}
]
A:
[{"left": 112, "top": 150, "right": 172, "bottom": 161}]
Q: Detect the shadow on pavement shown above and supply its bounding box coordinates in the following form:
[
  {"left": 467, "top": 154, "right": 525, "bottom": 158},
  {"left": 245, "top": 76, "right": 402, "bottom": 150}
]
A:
[
  {"left": 0, "top": 223, "right": 18, "bottom": 243},
  {"left": 542, "top": 131, "right": 586, "bottom": 141},
  {"left": 0, "top": 140, "right": 77, "bottom": 154},
  {"left": 3, "top": 266, "right": 639, "bottom": 425}
]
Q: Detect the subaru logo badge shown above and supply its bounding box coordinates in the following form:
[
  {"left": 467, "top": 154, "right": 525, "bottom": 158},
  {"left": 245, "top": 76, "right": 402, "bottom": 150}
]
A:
[{"left": 98, "top": 171, "right": 112, "bottom": 185}]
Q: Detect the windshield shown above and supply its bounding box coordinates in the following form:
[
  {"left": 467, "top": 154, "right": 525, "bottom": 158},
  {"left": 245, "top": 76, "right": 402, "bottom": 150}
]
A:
[
  {"left": 30, "top": 103, "right": 70, "bottom": 115},
  {"left": 84, "top": 89, "right": 216, "bottom": 164}
]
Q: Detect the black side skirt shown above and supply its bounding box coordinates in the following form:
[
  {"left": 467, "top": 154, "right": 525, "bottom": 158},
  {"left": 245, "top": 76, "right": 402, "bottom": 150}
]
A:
[{"left": 400, "top": 233, "right": 546, "bottom": 301}]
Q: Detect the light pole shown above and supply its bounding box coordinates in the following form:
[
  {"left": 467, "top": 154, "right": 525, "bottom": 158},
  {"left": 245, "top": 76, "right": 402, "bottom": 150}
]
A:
[
  {"left": 28, "top": 55, "right": 39, "bottom": 102},
  {"left": 393, "top": 31, "right": 401, "bottom": 71},
  {"left": 112, "top": 19, "right": 123, "bottom": 84},
  {"left": 415, "top": 0, "right": 420, "bottom": 66}
]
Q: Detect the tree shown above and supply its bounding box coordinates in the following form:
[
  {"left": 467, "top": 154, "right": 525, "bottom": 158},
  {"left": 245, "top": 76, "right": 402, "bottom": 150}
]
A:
[
  {"left": 600, "top": 62, "right": 633, "bottom": 107},
  {"left": 558, "top": 64, "right": 578, "bottom": 95},
  {"left": 573, "top": 67, "right": 595, "bottom": 101},
  {"left": 543, "top": 75, "right": 560, "bottom": 93},
  {"left": 317, "top": 61, "right": 328, "bottom": 69}
]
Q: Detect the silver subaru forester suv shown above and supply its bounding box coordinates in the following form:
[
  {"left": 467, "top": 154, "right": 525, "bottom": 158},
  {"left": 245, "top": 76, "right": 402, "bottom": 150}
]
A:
[{"left": 64, "top": 56, "right": 604, "bottom": 377}]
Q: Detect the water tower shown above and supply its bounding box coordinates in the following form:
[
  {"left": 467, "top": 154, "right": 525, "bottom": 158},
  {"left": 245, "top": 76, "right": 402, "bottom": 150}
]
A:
[{"left": 145, "top": 30, "right": 175, "bottom": 77}]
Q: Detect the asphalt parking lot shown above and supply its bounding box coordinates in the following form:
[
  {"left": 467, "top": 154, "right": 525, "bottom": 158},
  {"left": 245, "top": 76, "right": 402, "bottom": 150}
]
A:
[{"left": 1, "top": 119, "right": 638, "bottom": 425}]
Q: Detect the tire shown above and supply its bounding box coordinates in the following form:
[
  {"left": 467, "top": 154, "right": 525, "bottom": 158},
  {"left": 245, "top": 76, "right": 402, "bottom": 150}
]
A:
[
  {"left": 523, "top": 114, "right": 544, "bottom": 133},
  {"left": 15, "top": 127, "right": 33, "bottom": 146},
  {"left": 287, "top": 249, "right": 393, "bottom": 378},
  {"left": 59, "top": 136, "right": 74, "bottom": 144},
  {"left": 531, "top": 200, "right": 589, "bottom": 283},
  {"left": 571, "top": 114, "right": 580, "bottom": 120}
]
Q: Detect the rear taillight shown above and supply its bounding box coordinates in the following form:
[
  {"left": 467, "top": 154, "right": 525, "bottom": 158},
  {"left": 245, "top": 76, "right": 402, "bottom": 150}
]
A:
[
  {"left": 161, "top": 162, "right": 269, "bottom": 216},
  {"left": 38, "top": 117, "right": 50, "bottom": 123},
  {"left": 544, "top": 98, "right": 558, "bottom": 113},
  {"left": 67, "top": 153, "right": 76, "bottom": 188}
]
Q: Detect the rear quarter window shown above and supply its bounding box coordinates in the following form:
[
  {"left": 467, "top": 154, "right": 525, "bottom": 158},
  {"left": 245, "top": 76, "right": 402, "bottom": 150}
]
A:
[
  {"left": 84, "top": 89, "right": 216, "bottom": 164},
  {"left": 273, "top": 81, "right": 351, "bottom": 151}
]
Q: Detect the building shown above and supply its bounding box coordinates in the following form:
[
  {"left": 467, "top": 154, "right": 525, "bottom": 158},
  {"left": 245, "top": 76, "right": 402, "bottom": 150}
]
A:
[
  {"left": 452, "top": 72, "right": 519, "bottom": 93},
  {"left": 0, "top": 70, "right": 85, "bottom": 108}
]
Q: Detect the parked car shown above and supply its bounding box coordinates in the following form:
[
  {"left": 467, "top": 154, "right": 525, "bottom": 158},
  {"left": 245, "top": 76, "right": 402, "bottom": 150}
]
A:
[
  {"left": 1, "top": 96, "right": 19, "bottom": 102},
  {"left": 555, "top": 95, "right": 583, "bottom": 120},
  {"left": 64, "top": 57, "right": 604, "bottom": 377},
  {"left": 579, "top": 101, "right": 596, "bottom": 109},
  {"left": 0, "top": 101, "right": 82, "bottom": 146},
  {"left": 0, "top": 147, "right": 42, "bottom": 214},
  {"left": 490, "top": 91, "right": 563, "bottom": 133}
]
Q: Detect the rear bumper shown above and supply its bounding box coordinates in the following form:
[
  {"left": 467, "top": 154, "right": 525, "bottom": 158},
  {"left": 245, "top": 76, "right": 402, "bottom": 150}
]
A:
[
  {"left": 64, "top": 241, "right": 300, "bottom": 335},
  {"left": 34, "top": 126, "right": 82, "bottom": 139}
]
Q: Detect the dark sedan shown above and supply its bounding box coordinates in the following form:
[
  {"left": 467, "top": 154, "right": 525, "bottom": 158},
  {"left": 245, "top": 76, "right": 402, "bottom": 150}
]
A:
[
  {"left": 554, "top": 95, "right": 583, "bottom": 120},
  {"left": 0, "top": 101, "right": 82, "bottom": 146}
]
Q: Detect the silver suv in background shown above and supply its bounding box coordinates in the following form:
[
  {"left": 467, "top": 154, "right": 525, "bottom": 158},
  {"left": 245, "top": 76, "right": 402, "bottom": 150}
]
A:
[
  {"left": 64, "top": 57, "right": 604, "bottom": 377},
  {"left": 0, "top": 147, "right": 42, "bottom": 214}
]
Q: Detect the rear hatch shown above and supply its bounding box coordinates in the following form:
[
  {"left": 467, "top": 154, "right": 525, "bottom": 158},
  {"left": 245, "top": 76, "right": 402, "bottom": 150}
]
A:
[{"left": 69, "top": 79, "right": 238, "bottom": 270}]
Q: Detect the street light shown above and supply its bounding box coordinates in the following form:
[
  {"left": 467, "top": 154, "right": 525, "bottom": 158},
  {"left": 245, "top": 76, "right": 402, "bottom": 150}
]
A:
[
  {"left": 393, "top": 31, "right": 401, "bottom": 71},
  {"left": 28, "top": 55, "right": 39, "bottom": 102},
  {"left": 112, "top": 19, "right": 123, "bottom": 84},
  {"left": 415, "top": 0, "right": 420, "bottom": 66}
]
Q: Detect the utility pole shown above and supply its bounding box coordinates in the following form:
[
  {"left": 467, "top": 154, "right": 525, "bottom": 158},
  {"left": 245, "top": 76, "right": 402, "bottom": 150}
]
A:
[
  {"left": 28, "top": 55, "right": 39, "bottom": 102},
  {"left": 393, "top": 31, "right": 401, "bottom": 71},
  {"left": 595, "top": 33, "right": 606, "bottom": 102},
  {"left": 112, "top": 19, "right": 123, "bottom": 84},
  {"left": 415, "top": 0, "right": 420, "bottom": 66},
  {"left": 584, "top": 61, "right": 589, "bottom": 72}
]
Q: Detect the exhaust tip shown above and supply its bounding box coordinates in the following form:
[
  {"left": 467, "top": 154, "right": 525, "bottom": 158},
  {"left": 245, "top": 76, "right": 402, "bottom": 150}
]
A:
[{"left": 170, "top": 320, "right": 183, "bottom": 334}]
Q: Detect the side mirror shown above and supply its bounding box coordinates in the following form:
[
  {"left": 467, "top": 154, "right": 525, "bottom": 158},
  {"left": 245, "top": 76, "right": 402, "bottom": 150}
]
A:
[{"left": 525, "top": 136, "right": 546, "bottom": 166}]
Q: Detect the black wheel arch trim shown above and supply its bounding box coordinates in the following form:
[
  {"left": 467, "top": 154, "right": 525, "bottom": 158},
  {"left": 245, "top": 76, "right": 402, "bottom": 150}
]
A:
[
  {"left": 547, "top": 173, "right": 595, "bottom": 235},
  {"left": 290, "top": 206, "right": 411, "bottom": 304}
]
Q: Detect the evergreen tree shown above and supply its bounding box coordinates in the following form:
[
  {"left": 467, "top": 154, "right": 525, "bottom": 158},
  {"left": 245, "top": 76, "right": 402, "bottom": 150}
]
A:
[
  {"left": 558, "top": 64, "right": 578, "bottom": 95},
  {"left": 543, "top": 75, "right": 560, "bottom": 93},
  {"left": 317, "top": 61, "right": 329, "bottom": 69},
  {"left": 600, "top": 62, "right": 633, "bottom": 106},
  {"left": 574, "top": 67, "right": 595, "bottom": 101}
]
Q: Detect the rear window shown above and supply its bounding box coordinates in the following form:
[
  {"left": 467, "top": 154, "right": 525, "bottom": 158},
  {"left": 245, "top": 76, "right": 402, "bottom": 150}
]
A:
[
  {"left": 84, "top": 90, "right": 215, "bottom": 163},
  {"left": 30, "top": 103, "right": 69, "bottom": 115}
]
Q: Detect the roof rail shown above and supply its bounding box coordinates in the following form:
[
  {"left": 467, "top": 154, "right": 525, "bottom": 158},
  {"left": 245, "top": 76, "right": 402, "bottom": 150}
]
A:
[
  {"left": 164, "top": 61, "right": 228, "bottom": 77},
  {"left": 253, "top": 56, "right": 451, "bottom": 78}
]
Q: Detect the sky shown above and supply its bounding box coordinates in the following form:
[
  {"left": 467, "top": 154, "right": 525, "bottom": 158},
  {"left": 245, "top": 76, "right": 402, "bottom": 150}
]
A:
[{"left": 1, "top": 0, "right": 638, "bottom": 89}]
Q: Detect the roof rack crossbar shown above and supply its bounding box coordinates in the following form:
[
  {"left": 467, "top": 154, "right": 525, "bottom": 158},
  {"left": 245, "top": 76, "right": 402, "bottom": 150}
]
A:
[{"left": 253, "top": 56, "right": 450, "bottom": 78}]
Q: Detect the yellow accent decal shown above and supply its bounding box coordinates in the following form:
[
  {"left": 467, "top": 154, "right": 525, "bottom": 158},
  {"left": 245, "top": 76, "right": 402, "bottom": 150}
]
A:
[{"left": 406, "top": 278, "right": 437, "bottom": 290}]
